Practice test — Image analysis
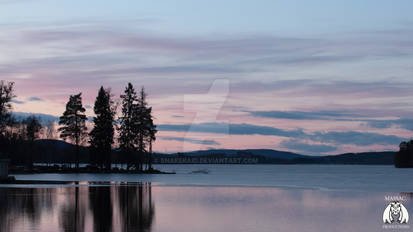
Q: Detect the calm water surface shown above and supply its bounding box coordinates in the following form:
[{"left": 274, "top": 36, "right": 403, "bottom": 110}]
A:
[
  {"left": 13, "top": 164, "right": 413, "bottom": 191},
  {"left": 1, "top": 165, "right": 412, "bottom": 232}
]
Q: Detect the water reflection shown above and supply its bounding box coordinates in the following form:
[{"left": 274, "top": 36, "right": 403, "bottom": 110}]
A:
[
  {"left": 117, "top": 184, "right": 154, "bottom": 231},
  {"left": 0, "top": 188, "right": 52, "bottom": 231},
  {"left": 0, "top": 183, "right": 154, "bottom": 232},
  {"left": 0, "top": 184, "right": 411, "bottom": 232},
  {"left": 59, "top": 186, "right": 86, "bottom": 232}
]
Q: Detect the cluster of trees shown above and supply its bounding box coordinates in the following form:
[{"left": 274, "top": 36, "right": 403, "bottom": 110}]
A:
[
  {"left": 395, "top": 140, "right": 413, "bottom": 168},
  {"left": 0, "top": 81, "right": 46, "bottom": 168},
  {"left": 0, "top": 80, "right": 157, "bottom": 172}
]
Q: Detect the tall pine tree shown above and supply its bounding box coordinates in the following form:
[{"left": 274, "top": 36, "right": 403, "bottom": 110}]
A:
[
  {"left": 134, "top": 88, "right": 147, "bottom": 171},
  {"left": 145, "top": 106, "right": 157, "bottom": 170},
  {"left": 0, "top": 81, "right": 15, "bottom": 134},
  {"left": 118, "top": 83, "right": 138, "bottom": 170},
  {"left": 89, "top": 87, "right": 115, "bottom": 170},
  {"left": 134, "top": 87, "right": 157, "bottom": 171},
  {"left": 59, "top": 93, "right": 87, "bottom": 169},
  {"left": 118, "top": 84, "right": 157, "bottom": 171}
]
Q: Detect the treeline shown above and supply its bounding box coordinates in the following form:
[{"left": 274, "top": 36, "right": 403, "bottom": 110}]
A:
[{"left": 0, "top": 80, "right": 157, "bottom": 172}]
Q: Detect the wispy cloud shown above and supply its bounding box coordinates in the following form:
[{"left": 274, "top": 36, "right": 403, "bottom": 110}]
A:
[
  {"left": 11, "top": 99, "right": 24, "bottom": 104},
  {"left": 247, "top": 109, "right": 413, "bottom": 132},
  {"left": 311, "top": 131, "right": 404, "bottom": 146},
  {"left": 367, "top": 118, "right": 413, "bottom": 131},
  {"left": 158, "top": 122, "right": 407, "bottom": 146},
  {"left": 158, "top": 123, "right": 305, "bottom": 137},
  {"left": 27, "top": 96, "right": 43, "bottom": 101},
  {"left": 159, "top": 136, "right": 220, "bottom": 145},
  {"left": 280, "top": 139, "right": 337, "bottom": 154},
  {"left": 248, "top": 110, "right": 361, "bottom": 120}
]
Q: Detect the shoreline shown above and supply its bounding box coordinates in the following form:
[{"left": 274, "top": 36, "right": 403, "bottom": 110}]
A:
[
  {"left": 8, "top": 166, "right": 175, "bottom": 175},
  {"left": 0, "top": 179, "right": 156, "bottom": 185},
  {"left": 9, "top": 170, "right": 175, "bottom": 175}
]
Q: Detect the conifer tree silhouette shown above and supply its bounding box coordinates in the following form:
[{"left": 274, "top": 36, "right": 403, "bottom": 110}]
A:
[
  {"left": 89, "top": 87, "right": 116, "bottom": 170},
  {"left": 59, "top": 93, "right": 87, "bottom": 169}
]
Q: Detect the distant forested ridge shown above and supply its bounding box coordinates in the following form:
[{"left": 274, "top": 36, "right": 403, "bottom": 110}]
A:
[
  {"left": 6, "top": 139, "right": 396, "bottom": 165},
  {"left": 154, "top": 150, "right": 396, "bottom": 165}
]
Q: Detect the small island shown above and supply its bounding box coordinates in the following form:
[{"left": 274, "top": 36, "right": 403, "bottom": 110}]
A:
[{"left": 0, "top": 81, "right": 171, "bottom": 174}]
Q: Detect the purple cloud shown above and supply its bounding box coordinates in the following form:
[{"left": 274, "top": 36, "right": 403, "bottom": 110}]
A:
[
  {"left": 159, "top": 136, "right": 220, "bottom": 146},
  {"left": 280, "top": 139, "right": 337, "bottom": 154},
  {"left": 27, "top": 96, "right": 43, "bottom": 101}
]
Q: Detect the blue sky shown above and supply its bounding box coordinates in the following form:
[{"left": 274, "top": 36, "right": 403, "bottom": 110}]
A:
[
  {"left": 2, "top": 0, "right": 412, "bottom": 35},
  {"left": 1, "top": 0, "right": 413, "bottom": 154}
]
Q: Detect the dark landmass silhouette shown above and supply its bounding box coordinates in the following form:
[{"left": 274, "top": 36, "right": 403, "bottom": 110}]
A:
[
  {"left": 23, "top": 139, "right": 396, "bottom": 165},
  {"left": 394, "top": 140, "right": 413, "bottom": 168},
  {"left": 157, "top": 149, "right": 395, "bottom": 165},
  {"left": 182, "top": 149, "right": 306, "bottom": 160}
]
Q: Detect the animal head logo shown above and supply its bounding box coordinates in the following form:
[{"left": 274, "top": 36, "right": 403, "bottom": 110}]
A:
[{"left": 383, "top": 201, "right": 409, "bottom": 224}]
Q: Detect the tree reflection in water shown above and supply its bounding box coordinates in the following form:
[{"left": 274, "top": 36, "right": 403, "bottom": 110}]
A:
[
  {"left": 0, "top": 183, "right": 155, "bottom": 232},
  {"left": 59, "top": 183, "right": 87, "bottom": 232},
  {"left": 117, "top": 183, "right": 155, "bottom": 232},
  {"left": 0, "top": 188, "right": 55, "bottom": 231}
]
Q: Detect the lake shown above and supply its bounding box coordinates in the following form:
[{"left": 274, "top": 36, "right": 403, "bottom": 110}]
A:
[{"left": 1, "top": 165, "right": 412, "bottom": 231}]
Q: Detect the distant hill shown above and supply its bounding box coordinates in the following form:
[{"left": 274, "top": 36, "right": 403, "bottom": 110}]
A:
[
  {"left": 24, "top": 139, "right": 395, "bottom": 165},
  {"left": 34, "top": 139, "right": 90, "bottom": 163},
  {"left": 183, "top": 149, "right": 306, "bottom": 160},
  {"left": 35, "top": 139, "right": 74, "bottom": 148},
  {"left": 325, "top": 152, "right": 395, "bottom": 164},
  {"left": 292, "top": 152, "right": 395, "bottom": 165},
  {"left": 160, "top": 148, "right": 395, "bottom": 165}
]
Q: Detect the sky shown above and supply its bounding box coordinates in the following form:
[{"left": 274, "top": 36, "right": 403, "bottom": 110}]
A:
[{"left": 1, "top": 0, "right": 413, "bottom": 154}]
